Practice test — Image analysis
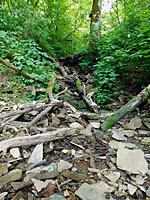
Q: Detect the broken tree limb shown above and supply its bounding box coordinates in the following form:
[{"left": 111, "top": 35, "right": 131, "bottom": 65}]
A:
[
  {"left": 48, "top": 56, "right": 68, "bottom": 78},
  {"left": 27, "top": 100, "right": 63, "bottom": 128},
  {"left": 0, "top": 57, "right": 47, "bottom": 86},
  {"left": 101, "top": 84, "right": 150, "bottom": 131},
  {"left": 82, "top": 83, "right": 100, "bottom": 114},
  {"left": 0, "top": 128, "right": 77, "bottom": 154}
]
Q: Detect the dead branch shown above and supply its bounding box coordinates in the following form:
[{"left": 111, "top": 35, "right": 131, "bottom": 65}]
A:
[
  {"left": 0, "top": 128, "right": 77, "bottom": 154},
  {"left": 48, "top": 56, "right": 68, "bottom": 78},
  {"left": 27, "top": 100, "right": 63, "bottom": 128},
  {"left": 0, "top": 57, "right": 47, "bottom": 86},
  {"left": 82, "top": 83, "right": 100, "bottom": 113}
]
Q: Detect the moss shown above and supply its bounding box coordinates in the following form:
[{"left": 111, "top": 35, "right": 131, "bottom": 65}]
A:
[
  {"left": 76, "top": 79, "right": 82, "bottom": 93},
  {"left": 88, "top": 114, "right": 100, "bottom": 120},
  {"left": 101, "top": 116, "right": 116, "bottom": 131}
]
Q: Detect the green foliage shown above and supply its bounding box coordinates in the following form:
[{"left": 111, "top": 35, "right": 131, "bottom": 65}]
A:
[
  {"left": 0, "top": 0, "right": 92, "bottom": 57},
  {"left": 93, "top": 61, "right": 118, "bottom": 105},
  {"left": 86, "top": 0, "right": 150, "bottom": 106},
  {"left": 0, "top": 30, "right": 55, "bottom": 85},
  {"left": 76, "top": 79, "right": 82, "bottom": 93}
]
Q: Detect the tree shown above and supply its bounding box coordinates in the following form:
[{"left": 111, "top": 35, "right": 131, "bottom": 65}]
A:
[{"left": 90, "top": 0, "right": 102, "bottom": 35}]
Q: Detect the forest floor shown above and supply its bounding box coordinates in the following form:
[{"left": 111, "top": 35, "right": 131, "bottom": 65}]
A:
[{"left": 0, "top": 66, "right": 150, "bottom": 200}]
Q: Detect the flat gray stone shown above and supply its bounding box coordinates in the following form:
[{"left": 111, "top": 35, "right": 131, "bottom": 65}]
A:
[
  {"left": 112, "top": 130, "right": 127, "bottom": 141},
  {"left": 58, "top": 160, "right": 73, "bottom": 172},
  {"left": 0, "top": 169, "right": 22, "bottom": 189},
  {"left": 109, "top": 140, "right": 126, "bottom": 149},
  {"left": 28, "top": 143, "right": 43, "bottom": 164},
  {"left": 128, "top": 184, "right": 137, "bottom": 195},
  {"left": 70, "top": 122, "right": 84, "bottom": 129},
  {"left": 0, "top": 163, "right": 8, "bottom": 175},
  {"left": 117, "top": 148, "right": 148, "bottom": 175},
  {"left": 10, "top": 148, "right": 21, "bottom": 158},
  {"left": 138, "top": 130, "right": 150, "bottom": 136},
  {"left": 31, "top": 178, "right": 48, "bottom": 192},
  {"left": 105, "top": 172, "right": 120, "bottom": 182},
  {"left": 120, "top": 130, "right": 137, "bottom": 137},
  {"left": 42, "top": 194, "right": 66, "bottom": 200},
  {"left": 75, "top": 182, "right": 114, "bottom": 200},
  {"left": 141, "top": 137, "right": 150, "bottom": 145},
  {"left": 127, "top": 117, "right": 142, "bottom": 130}
]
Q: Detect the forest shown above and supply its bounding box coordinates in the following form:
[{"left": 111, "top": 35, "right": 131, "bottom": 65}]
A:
[{"left": 0, "top": 0, "right": 150, "bottom": 199}]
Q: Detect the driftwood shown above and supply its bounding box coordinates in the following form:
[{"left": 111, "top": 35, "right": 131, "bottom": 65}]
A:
[
  {"left": 0, "top": 57, "right": 46, "bottom": 85},
  {"left": 49, "top": 56, "right": 68, "bottom": 78},
  {"left": 0, "top": 128, "right": 77, "bottom": 154},
  {"left": 101, "top": 84, "right": 150, "bottom": 131},
  {"left": 27, "top": 100, "right": 63, "bottom": 128},
  {"left": 82, "top": 83, "right": 100, "bottom": 113}
]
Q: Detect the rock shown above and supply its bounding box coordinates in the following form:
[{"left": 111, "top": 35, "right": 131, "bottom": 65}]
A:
[
  {"left": 42, "top": 194, "right": 66, "bottom": 200},
  {"left": 132, "top": 175, "right": 146, "bottom": 185},
  {"left": 125, "top": 143, "right": 137, "bottom": 149},
  {"left": 11, "top": 181, "right": 32, "bottom": 190},
  {"left": 128, "top": 184, "right": 137, "bottom": 195},
  {"left": 28, "top": 193, "right": 35, "bottom": 200},
  {"left": 109, "top": 140, "right": 126, "bottom": 149},
  {"left": 40, "top": 162, "right": 58, "bottom": 172},
  {"left": 141, "top": 137, "right": 150, "bottom": 145},
  {"left": 120, "top": 130, "right": 137, "bottom": 137},
  {"left": 58, "top": 160, "right": 73, "bottom": 172},
  {"left": 22, "top": 149, "right": 31, "bottom": 158},
  {"left": 34, "top": 171, "right": 59, "bottom": 180},
  {"left": 10, "top": 148, "right": 21, "bottom": 158},
  {"left": 11, "top": 191, "right": 27, "bottom": 200},
  {"left": 0, "top": 192, "right": 8, "bottom": 200},
  {"left": 88, "top": 168, "right": 101, "bottom": 173},
  {"left": 146, "top": 186, "right": 150, "bottom": 197},
  {"left": 72, "top": 167, "right": 78, "bottom": 172},
  {"left": 75, "top": 182, "right": 114, "bottom": 200},
  {"left": 31, "top": 178, "right": 48, "bottom": 192},
  {"left": 70, "top": 122, "right": 84, "bottom": 129},
  {"left": 89, "top": 121, "right": 100, "bottom": 129},
  {"left": 127, "top": 117, "right": 142, "bottom": 130},
  {"left": 105, "top": 172, "right": 120, "bottom": 182},
  {"left": 0, "top": 169, "right": 22, "bottom": 189},
  {"left": 112, "top": 130, "right": 127, "bottom": 141},
  {"left": 0, "top": 163, "right": 8, "bottom": 175},
  {"left": 143, "top": 121, "right": 150, "bottom": 129},
  {"left": 37, "top": 127, "right": 47, "bottom": 132},
  {"left": 117, "top": 148, "right": 148, "bottom": 175},
  {"left": 80, "top": 124, "right": 92, "bottom": 136},
  {"left": 69, "top": 112, "right": 81, "bottom": 119},
  {"left": 138, "top": 130, "right": 150, "bottom": 136},
  {"left": 24, "top": 173, "right": 39, "bottom": 182},
  {"left": 62, "top": 171, "right": 90, "bottom": 181},
  {"left": 28, "top": 143, "right": 43, "bottom": 164},
  {"left": 52, "top": 113, "right": 60, "bottom": 126}
]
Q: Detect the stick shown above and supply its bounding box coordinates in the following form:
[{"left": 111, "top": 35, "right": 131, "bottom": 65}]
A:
[
  {"left": 27, "top": 100, "right": 63, "bottom": 128},
  {"left": 0, "top": 128, "right": 77, "bottom": 154},
  {"left": 0, "top": 57, "right": 47, "bottom": 85}
]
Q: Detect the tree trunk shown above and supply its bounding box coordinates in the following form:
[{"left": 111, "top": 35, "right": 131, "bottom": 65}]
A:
[
  {"left": 90, "top": 0, "right": 102, "bottom": 35},
  {"left": 101, "top": 84, "right": 150, "bottom": 131}
]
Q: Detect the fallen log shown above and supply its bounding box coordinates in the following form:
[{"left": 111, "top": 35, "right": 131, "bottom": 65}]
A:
[
  {"left": 101, "top": 84, "right": 150, "bottom": 131},
  {"left": 0, "top": 128, "right": 77, "bottom": 154},
  {"left": 0, "top": 57, "right": 47, "bottom": 85}
]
